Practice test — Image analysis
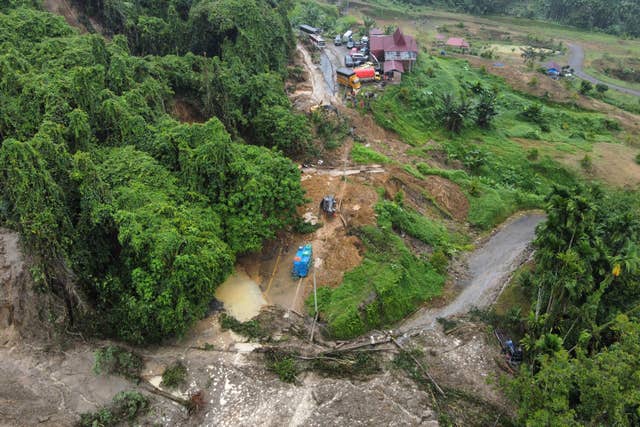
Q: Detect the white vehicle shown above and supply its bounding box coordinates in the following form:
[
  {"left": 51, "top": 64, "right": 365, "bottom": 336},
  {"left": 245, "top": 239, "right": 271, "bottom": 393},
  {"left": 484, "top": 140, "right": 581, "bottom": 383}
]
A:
[{"left": 342, "top": 30, "right": 353, "bottom": 43}]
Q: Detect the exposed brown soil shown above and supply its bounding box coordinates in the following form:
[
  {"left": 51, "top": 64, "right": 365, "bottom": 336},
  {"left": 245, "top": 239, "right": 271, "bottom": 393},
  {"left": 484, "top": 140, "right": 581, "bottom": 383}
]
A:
[
  {"left": 560, "top": 142, "right": 640, "bottom": 188},
  {"left": 170, "top": 98, "right": 206, "bottom": 124}
]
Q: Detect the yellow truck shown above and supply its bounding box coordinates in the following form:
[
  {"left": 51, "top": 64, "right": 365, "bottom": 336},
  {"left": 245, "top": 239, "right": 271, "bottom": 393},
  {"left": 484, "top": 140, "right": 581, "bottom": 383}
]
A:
[{"left": 336, "top": 68, "right": 361, "bottom": 91}]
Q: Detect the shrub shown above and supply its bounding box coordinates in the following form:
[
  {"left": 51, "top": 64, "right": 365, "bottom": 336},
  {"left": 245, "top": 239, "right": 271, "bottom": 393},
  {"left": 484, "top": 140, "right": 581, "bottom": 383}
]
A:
[
  {"left": 430, "top": 250, "right": 449, "bottom": 275},
  {"left": 520, "top": 104, "right": 544, "bottom": 124},
  {"left": 595, "top": 83, "right": 609, "bottom": 93},
  {"left": 579, "top": 80, "right": 593, "bottom": 95},
  {"left": 438, "top": 94, "right": 472, "bottom": 134},
  {"left": 580, "top": 154, "right": 593, "bottom": 170},
  {"left": 93, "top": 346, "right": 143, "bottom": 380},
  {"left": 292, "top": 218, "right": 322, "bottom": 234},
  {"left": 351, "top": 144, "right": 390, "bottom": 164},
  {"left": 527, "top": 148, "right": 540, "bottom": 161},
  {"left": 161, "top": 361, "right": 187, "bottom": 389},
  {"left": 219, "top": 313, "right": 266, "bottom": 339},
  {"left": 264, "top": 349, "right": 298, "bottom": 383},
  {"left": 475, "top": 91, "right": 498, "bottom": 128},
  {"left": 528, "top": 76, "right": 538, "bottom": 87},
  {"left": 79, "top": 391, "right": 149, "bottom": 427},
  {"left": 636, "top": 153, "right": 640, "bottom": 165}
]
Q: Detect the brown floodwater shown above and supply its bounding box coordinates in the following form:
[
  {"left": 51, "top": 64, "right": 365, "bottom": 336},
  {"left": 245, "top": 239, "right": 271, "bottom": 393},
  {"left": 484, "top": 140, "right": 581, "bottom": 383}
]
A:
[{"left": 215, "top": 268, "right": 267, "bottom": 321}]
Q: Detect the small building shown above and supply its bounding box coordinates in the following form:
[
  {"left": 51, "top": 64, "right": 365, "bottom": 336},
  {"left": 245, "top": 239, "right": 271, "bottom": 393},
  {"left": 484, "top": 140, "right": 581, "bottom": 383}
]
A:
[
  {"left": 369, "top": 28, "right": 418, "bottom": 76},
  {"left": 383, "top": 60, "right": 404, "bottom": 82},
  {"left": 445, "top": 37, "right": 470, "bottom": 51},
  {"left": 369, "top": 28, "right": 385, "bottom": 37},
  {"left": 546, "top": 61, "right": 561, "bottom": 77}
]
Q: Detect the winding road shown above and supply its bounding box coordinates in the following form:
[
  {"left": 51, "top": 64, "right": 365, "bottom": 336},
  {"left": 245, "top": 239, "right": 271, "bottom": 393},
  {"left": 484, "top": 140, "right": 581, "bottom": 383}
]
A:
[
  {"left": 568, "top": 44, "right": 640, "bottom": 97},
  {"left": 400, "top": 213, "right": 546, "bottom": 334}
]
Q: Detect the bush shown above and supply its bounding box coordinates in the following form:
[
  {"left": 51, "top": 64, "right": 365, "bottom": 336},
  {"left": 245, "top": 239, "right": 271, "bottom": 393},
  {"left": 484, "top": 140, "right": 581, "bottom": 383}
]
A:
[
  {"left": 580, "top": 154, "right": 593, "bottom": 170},
  {"left": 351, "top": 144, "right": 390, "bottom": 164},
  {"left": 636, "top": 153, "right": 640, "bottom": 165},
  {"left": 520, "top": 104, "right": 544, "bottom": 124},
  {"left": 219, "top": 313, "right": 266, "bottom": 339},
  {"left": 528, "top": 76, "right": 538, "bottom": 87},
  {"left": 264, "top": 349, "right": 298, "bottom": 383},
  {"left": 79, "top": 391, "right": 149, "bottom": 427},
  {"left": 527, "top": 148, "right": 540, "bottom": 161},
  {"left": 93, "top": 346, "right": 143, "bottom": 380},
  {"left": 161, "top": 361, "right": 187, "bottom": 389},
  {"left": 292, "top": 217, "right": 322, "bottom": 234},
  {"left": 595, "top": 83, "right": 609, "bottom": 93},
  {"left": 579, "top": 80, "right": 593, "bottom": 95}
]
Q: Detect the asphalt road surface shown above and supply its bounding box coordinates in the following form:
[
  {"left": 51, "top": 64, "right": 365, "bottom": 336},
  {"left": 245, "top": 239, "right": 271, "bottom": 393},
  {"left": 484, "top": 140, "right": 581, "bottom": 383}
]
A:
[{"left": 568, "top": 43, "right": 640, "bottom": 97}]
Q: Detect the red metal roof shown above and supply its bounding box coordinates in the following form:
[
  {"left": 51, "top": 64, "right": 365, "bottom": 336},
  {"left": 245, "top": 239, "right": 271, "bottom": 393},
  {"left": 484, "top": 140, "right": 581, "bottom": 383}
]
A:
[
  {"left": 370, "top": 28, "right": 384, "bottom": 36},
  {"left": 369, "top": 29, "right": 418, "bottom": 55},
  {"left": 383, "top": 60, "right": 404, "bottom": 73},
  {"left": 446, "top": 37, "right": 469, "bottom": 48}
]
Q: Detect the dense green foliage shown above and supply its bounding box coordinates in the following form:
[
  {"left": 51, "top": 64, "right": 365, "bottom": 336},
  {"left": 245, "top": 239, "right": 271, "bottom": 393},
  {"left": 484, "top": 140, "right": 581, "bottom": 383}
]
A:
[
  {"left": 161, "top": 361, "right": 188, "bottom": 389},
  {"left": 507, "top": 186, "right": 640, "bottom": 425},
  {"left": 0, "top": 3, "right": 307, "bottom": 343},
  {"left": 397, "top": 0, "right": 640, "bottom": 37},
  {"left": 93, "top": 346, "right": 144, "bottom": 380},
  {"left": 80, "top": 390, "right": 149, "bottom": 427},
  {"left": 219, "top": 313, "right": 267, "bottom": 339}
]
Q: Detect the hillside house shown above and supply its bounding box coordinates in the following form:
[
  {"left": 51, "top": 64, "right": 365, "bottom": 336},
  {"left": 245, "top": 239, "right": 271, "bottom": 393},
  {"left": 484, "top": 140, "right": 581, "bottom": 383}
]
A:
[
  {"left": 369, "top": 28, "right": 418, "bottom": 75},
  {"left": 445, "top": 37, "right": 470, "bottom": 52}
]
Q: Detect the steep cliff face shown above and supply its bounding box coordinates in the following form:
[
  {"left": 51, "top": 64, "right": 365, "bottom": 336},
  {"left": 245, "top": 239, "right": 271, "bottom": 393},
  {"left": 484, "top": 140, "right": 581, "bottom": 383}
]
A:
[{"left": 0, "top": 228, "right": 65, "bottom": 343}]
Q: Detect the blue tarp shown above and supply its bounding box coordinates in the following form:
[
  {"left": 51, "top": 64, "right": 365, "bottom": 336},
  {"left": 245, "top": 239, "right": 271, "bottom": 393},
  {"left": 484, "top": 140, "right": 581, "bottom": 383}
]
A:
[{"left": 292, "top": 244, "right": 313, "bottom": 277}]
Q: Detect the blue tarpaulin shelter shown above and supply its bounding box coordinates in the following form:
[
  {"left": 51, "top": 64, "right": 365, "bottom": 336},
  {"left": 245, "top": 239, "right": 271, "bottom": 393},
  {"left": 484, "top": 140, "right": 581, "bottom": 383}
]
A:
[{"left": 292, "top": 244, "right": 312, "bottom": 277}]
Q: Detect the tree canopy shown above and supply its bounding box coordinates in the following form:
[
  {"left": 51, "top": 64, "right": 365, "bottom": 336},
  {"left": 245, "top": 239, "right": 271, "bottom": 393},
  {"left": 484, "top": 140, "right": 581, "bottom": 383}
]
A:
[{"left": 0, "top": 2, "right": 308, "bottom": 343}]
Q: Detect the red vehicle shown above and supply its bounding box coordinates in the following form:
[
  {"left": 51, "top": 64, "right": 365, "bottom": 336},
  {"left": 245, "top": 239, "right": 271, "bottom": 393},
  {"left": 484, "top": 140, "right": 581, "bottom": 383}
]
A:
[{"left": 353, "top": 67, "right": 380, "bottom": 82}]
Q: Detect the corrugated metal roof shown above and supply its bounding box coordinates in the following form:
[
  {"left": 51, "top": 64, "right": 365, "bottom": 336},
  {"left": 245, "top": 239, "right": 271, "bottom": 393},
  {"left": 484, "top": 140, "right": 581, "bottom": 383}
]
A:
[
  {"left": 446, "top": 37, "right": 469, "bottom": 48},
  {"left": 384, "top": 60, "right": 404, "bottom": 73},
  {"left": 370, "top": 29, "right": 418, "bottom": 55}
]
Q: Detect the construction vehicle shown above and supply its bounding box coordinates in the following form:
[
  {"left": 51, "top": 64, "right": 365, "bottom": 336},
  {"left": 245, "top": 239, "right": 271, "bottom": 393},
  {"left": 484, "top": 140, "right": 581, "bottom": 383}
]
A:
[
  {"left": 354, "top": 66, "right": 380, "bottom": 82},
  {"left": 320, "top": 195, "right": 337, "bottom": 217},
  {"left": 336, "top": 68, "right": 361, "bottom": 90},
  {"left": 292, "top": 244, "right": 312, "bottom": 278},
  {"left": 494, "top": 329, "right": 523, "bottom": 366}
]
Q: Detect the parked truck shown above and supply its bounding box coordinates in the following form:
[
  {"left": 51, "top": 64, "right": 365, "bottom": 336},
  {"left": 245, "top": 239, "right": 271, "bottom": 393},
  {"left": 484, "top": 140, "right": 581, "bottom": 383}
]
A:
[
  {"left": 354, "top": 67, "right": 380, "bottom": 82},
  {"left": 336, "top": 68, "right": 361, "bottom": 90}
]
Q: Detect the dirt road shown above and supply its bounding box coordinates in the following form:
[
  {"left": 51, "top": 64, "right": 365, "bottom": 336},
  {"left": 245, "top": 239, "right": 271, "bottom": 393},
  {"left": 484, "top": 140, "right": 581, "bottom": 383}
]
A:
[
  {"left": 568, "top": 44, "right": 640, "bottom": 97},
  {"left": 295, "top": 43, "right": 338, "bottom": 106},
  {"left": 400, "top": 213, "right": 545, "bottom": 334}
]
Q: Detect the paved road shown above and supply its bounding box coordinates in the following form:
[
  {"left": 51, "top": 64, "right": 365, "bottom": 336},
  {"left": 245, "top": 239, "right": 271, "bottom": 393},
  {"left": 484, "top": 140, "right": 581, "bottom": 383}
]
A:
[
  {"left": 568, "top": 43, "right": 640, "bottom": 97},
  {"left": 400, "top": 213, "right": 546, "bottom": 334}
]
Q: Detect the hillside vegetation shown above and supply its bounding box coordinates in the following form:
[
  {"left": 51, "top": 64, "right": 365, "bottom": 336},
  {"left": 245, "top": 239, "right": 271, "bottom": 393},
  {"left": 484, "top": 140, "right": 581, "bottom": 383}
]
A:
[
  {"left": 394, "top": 0, "right": 640, "bottom": 37},
  {"left": 0, "top": 1, "right": 309, "bottom": 343}
]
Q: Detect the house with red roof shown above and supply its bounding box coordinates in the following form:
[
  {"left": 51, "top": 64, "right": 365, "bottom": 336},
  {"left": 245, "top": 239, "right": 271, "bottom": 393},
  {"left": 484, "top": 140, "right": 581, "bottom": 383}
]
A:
[
  {"left": 369, "top": 28, "right": 418, "bottom": 76},
  {"left": 445, "top": 37, "right": 470, "bottom": 50}
]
